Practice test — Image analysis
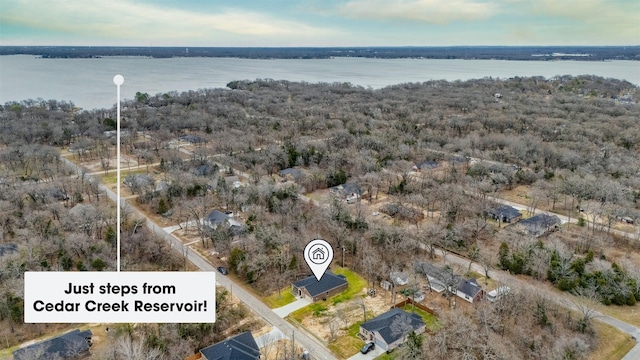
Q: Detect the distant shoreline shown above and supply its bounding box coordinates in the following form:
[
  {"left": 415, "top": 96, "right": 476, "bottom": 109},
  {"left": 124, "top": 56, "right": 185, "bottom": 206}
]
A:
[{"left": 1, "top": 46, "right": 639, "bottom": 61}]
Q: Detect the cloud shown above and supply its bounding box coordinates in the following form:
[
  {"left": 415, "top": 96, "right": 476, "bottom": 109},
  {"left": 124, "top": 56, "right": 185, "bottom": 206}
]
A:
[
  {"left": 0, "top": 0, "right": 340, "bottom": 45},
  {"left": 337, "top": 0, "right": 497, "bottom": 25},
  {"left": 506, "top": 0, "right": 640, "bottom": 45}
]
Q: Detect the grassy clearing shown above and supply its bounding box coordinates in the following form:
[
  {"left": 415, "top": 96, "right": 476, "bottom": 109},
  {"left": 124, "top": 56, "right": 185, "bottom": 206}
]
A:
[
  {"left": 400, "top": 305, "right": 441, "bottom": 331},
  {"left": 99, "top": 169, "right": 148, "bottom": 184},
  {"left": 332, "top": 267, "right": 367, "bottom": 303},
  {"left": 264, "top": 289, "right": 296, "bottom": 308},
  {"left": 594, "top": 302, "right": 640, "bottom": 328},
  {"left": 289, "top": 303, "right": 328, "bottom": 323},
  {"left": 328, "top": 322, "right": 365, "bottom": 359},
  {"left": 375, "top": 353, "right": 395, "bottom": 360},
  {"left": 589, "top": 320, "right": 635, "bottom": 360}
]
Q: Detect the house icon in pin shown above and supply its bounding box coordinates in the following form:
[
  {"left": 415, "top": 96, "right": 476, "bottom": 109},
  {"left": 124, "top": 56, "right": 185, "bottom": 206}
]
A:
[{"left": 312, "top": 247, "right": 325, "bottom": 261}]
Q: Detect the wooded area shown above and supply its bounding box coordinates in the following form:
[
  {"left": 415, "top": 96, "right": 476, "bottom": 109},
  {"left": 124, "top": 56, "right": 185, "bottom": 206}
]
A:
[
  {"left": 1, "top": 75, "right": 639, "bottom": 358},
  {"left": 2, "top": 46, "right": 639, "bottom": 60}
]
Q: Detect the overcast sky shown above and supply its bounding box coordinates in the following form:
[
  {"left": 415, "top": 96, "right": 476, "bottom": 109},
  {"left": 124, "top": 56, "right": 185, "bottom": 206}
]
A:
[{"left": 1, "top": 0, "right": 638, "bottom": 46}]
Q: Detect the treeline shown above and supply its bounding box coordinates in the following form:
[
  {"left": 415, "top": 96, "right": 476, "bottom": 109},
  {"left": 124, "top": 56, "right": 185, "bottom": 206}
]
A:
[
  {"left": 1, "top": 46, "right": 639, "bottom": 60},
  {"left": 499, "top": 239, "right": 639, "bottom": 306}
]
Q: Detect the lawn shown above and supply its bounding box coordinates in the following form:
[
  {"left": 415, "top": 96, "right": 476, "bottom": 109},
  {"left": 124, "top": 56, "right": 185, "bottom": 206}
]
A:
[
  {"left": 375, "top": 353, "right": 395, "bottom": 360},
  {"left": 400, "top": 305, "right": 441, "bottom": 331},
  {"left": 289, "top": 267, "right": 367, "bottom": 322},
  {"left": 588, "top": 320, "right": 636, "bottom": 360},
  {"left": 331, "top": 267, "right": 367, "bottom": 304},
  {"left": 327, "top": 322, "right": 366, "bottom": 359},
  {"left": 99, "top": 169, "right": 148, "bottom": 184},
  {"left": 263, "top": 288, "right": 296, "bottom": 308}
]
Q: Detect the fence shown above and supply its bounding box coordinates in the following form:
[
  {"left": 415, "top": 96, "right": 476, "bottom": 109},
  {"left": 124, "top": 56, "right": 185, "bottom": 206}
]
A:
[{"left": 391, "top": 298, "right": 438, "bottom": 317}]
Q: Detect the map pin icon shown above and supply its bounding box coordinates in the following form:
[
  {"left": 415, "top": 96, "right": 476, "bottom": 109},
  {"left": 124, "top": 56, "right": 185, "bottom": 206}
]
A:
[{"left": 304, "top": 239, "right": 334, "bottom": 282}]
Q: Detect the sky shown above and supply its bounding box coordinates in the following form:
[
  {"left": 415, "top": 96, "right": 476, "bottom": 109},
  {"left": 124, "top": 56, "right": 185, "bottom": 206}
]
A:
[{"left": 1, "top": 0, "right": 638, "bottom": 47}]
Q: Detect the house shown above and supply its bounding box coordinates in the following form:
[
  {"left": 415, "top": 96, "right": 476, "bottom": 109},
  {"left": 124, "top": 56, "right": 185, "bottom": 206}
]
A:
[
  {"left": 487, "top": 286, "right": 511, "bottom": 302},
  {"left": 224, "top": 175, "right": 243, "bottom": 188},
  {"left": 278, "top": 168, "right": 304, "bottom": 182},
  {"left": 198, "top": 331, "right": 260, "bottom": 360},
  {"left": 487, "top": 205, "right": 522, "bottom": 223},
  {"left": 413, "top": 262, "right": 451, "bottom": 293},
  {"left": 195, "top": 164, "right": 217, "bottom": 176},
  {"left": 123, "top": 174, "right": 155, "bottom": 189},
  {"left": 390, "top": 271, "right": 409, "bottom": 286},
  {"left": 330, "top": 182, "right": 363, "bottom": 200},
  {"left": 412, "top": 160, "right": 439, "bottom": 171},
  {"left": 291, "top": 271, "right": 348, "bottom": 302},
  {"left": 0, "top": 243, "right": 17, "bottom": 257},
  {"left": 179, "top": 134, "right": 205, "bottom": 144},
  {"left": 48, "top": 188, "right": 69, "bottom": 201},
  {"left": 456, "top": 278, "right": 484, "bottom": 303},
  {"left": 359, "top": 308, "right": 426, "bottom": 352},
  {"left": 13, "top": 329, "right": 92, "bottom": 360},
  {"left": 380, "top": 203, "right": 424, "bottom": 222},
  {"left": 203, "top": 210, "right": 244, "bottom": 235},
  {"left": 516, "top": 213, "right": 562, "bottom": 237}
]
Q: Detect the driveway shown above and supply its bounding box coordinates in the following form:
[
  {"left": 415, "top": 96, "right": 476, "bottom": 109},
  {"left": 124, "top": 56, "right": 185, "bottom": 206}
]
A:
[
  {"left": 273, "top": 297, "right": 311, "bottom": 318},
  {"left": 347, "top": 345, "right": 384, "bottom": 360},
  {"left": 255, "top": 327, "right": 285, "bottom": 348},
  {"left": 60, "top": 157, "right": 339, "bottom": 360}
]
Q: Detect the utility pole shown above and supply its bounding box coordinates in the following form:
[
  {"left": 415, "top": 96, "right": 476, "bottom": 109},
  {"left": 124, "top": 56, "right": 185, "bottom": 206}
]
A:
[{"left": 342, "top": 247, "right": 345, "bottom": 268}]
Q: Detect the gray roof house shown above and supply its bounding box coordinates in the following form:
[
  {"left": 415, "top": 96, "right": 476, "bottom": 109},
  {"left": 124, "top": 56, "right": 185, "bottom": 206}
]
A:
[
  {"left": 456, "top": 278, "right": 484, "bottom": 303},
  {"left": 278, "top": 168, "right": 304, "bottom": 182},
  {"left": 292, "top": 271, "right": 348, "bottom": 302},
  {"left": 487, "top": 205, "right": 522, "bottom": 223},
  {"left": 413, "top": 262, "right": 453, "bottom": 293},
  {"left": 359, "top": 308, "right": 425, "bottom": 352},
  {"left": 13, "top": 329, "right": 92, "bottom": 360},
  {"left": 516, "top": 213, "right": 562, "bottom": 237},
  {"left": 390, "top": 271, "right": 409, "bottom": 286},
  {"left": 330, "top": 182, "right": 363, "bottom": 199},
  {"left": 199, "top": 330, "right": 260, "bottom": 360},
  {"left": 203, "top": 210, "right": 243, "bottom": 230}
]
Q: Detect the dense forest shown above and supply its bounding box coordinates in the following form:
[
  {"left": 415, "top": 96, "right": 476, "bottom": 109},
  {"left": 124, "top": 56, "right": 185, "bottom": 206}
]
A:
[
  {"left": 1, "top": 46, "right": 639, "bottom": 60},
  {"left": 1, "top": 75, "right": 639, "bottom": 358}
]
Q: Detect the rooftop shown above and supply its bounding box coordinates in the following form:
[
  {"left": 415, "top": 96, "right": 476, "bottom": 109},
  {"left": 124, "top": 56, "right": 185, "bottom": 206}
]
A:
[
  {"left": 360, "top": 308, "right": 424, "bottom": 345},
  {"left": 199, "top": 331, "right": 260, "bottom": 360},
  {"left": 292, "top": 271, "right": 348, "bottom": 297}
]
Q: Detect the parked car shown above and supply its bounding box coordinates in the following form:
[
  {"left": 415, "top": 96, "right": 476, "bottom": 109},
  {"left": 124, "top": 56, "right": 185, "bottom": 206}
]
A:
[
  {"left": 487, "top": 286, "right": 511, "bottom": 302},
  {"left": 360, "top": 342, "right": 375, "bottom": 354},
  {"left": 217, "top": 266, "right": 228, "bottom": 275}
]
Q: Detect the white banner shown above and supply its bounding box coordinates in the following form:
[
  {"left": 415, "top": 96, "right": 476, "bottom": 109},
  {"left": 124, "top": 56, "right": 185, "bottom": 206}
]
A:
[{"left": 24, "top": 271, "right": 215, "bottom": 323}]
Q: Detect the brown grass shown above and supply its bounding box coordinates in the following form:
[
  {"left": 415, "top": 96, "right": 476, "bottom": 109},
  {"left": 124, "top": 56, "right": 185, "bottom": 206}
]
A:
[{"left": 588, "top": 320, "right": 635, "bottom": 360}]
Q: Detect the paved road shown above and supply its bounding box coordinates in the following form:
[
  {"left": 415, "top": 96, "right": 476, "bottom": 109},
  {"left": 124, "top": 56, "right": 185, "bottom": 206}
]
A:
[
  {"left": 430, "top": 246, "right": 639, "bottom": 359},
  {"left": 483, "top": 194, "right": 639, "bottom": 241},
  {"left": 63, "top": 154, "right": 639, "bottom": 359},
  {"left": 61, "top": 157, "right": 338, "bottom": 360}
]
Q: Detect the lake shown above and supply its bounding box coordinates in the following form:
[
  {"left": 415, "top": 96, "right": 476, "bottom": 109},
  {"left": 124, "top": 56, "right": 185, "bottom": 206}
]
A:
[{"left": 1, "top": 55, "right": 638, "bottom": 110}]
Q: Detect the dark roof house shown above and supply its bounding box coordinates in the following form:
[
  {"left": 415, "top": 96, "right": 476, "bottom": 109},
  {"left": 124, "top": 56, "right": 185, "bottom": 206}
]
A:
[
  {"left": 278, "top": 168, "right": 304, "bottom": 181},
  {"left": 291, "top": 271, "right": 348, "bottom": 302},
  {"left": 13, "top": 329, "right": 92, "bottom": 360},
  {"left": 199, "top": 330, "right": 260, "bottom": 360},
  {"left": 517, "top": 213, "right": 562, "bottom": 236},
  {"left": 487, "top": 205, "right": 522, "bottom": 223},
  {"left": 359, "top": 308, "right": 425, "bottom": 352},
  {"left": 455, "top": 278, "right": 484, "bottom": 303}
]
